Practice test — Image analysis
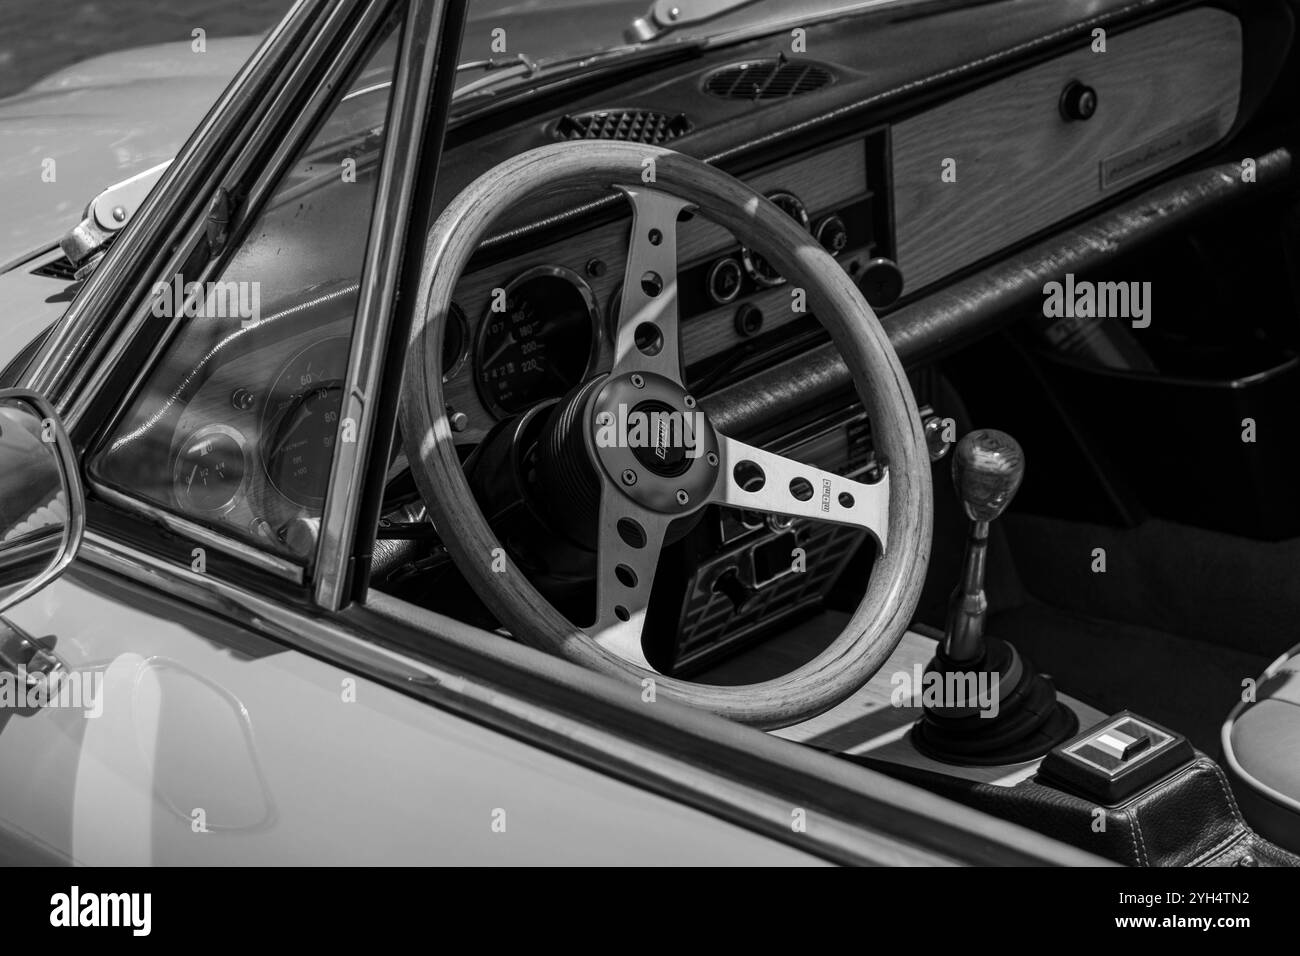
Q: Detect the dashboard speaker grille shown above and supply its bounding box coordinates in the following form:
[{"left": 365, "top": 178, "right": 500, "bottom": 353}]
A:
[
  {"left": 703, "top": 58, "right": 834, "bottom": 100},
  {"left": 553, "top": 109, "right": 693, "bottom": 144}
]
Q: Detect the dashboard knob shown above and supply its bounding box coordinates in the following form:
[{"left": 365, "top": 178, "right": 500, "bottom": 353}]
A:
[
  {"left": 858, "top": 257, "right": 904, "bottom": 309},
  {"left": 280, "top": 515, "right": 321, "bottom": 554},
  {"left": 1060, "top": 80, "right": 1098, "bottom": 121},
  {"left": 248, "top": 517, "right": 277, "bottom": 544},
  {"left": 734, "top": 303, "right": 763, "bottom": 337},
  {"left": 923, "top": 415, "right": 954, "bottom": 462},
  {"left": 814, "top": 215, "right": 849, "bottom": 256}
]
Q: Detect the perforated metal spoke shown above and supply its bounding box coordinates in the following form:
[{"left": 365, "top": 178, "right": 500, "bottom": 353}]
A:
[
  {"left": 710, "top": 432, "right": 890, "bottom": 552},
  {"left": 583, "top": 492, "right": 672, "bottom": 671},
  {"left": 611, "top": 187, "right": 693, "bottom": 384}
]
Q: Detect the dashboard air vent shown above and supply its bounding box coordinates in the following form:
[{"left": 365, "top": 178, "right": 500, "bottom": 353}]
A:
[
  {"left": 554, "top": 109, "right": 693, "bottom": 145},
  {"left": 704, "top": 58, "right": 833, "bottom": 100}
]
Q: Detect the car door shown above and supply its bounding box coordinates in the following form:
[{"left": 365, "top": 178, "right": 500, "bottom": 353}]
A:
[
  {"left": 0, "top": 0, "right": 833, "bottom": 866},
  {"left": 1, "top": 0, "right": 1108, "bottom": 868}
]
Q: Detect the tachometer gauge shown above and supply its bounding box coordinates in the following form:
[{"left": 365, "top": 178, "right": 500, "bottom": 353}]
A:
[
  {"left": 474, "top": 266, "right": 598, "bottom": 418},
  {"left": 173, "top": 424, "right": 247, "bottom": 515},
  {"left": 741, "top": 191, "right": 810, "bottom": 287},
  {"left": 262, "top": 336, "right": 349, "bottom": 507}
]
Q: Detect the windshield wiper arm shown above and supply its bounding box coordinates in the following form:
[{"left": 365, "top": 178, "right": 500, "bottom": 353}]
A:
[
  {"left": 626, "top": 0, "right": 766, "bottom": 42},
  {"left": 450, "top": 41, "right": 703, "bottom": 116},
  {"left": 454, "top": 52, "right": 544, "bottom": 100},
  {"left": 456, "top": 53, "right": 538, "bottom": 76}
]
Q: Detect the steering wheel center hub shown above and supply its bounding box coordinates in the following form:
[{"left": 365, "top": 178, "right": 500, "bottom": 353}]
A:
[
  {"left": 587, "top": 371, "right": 719, "bottom": 514},
  {"left": 401, "top": 140, "right": 931, "bottom": 728}
]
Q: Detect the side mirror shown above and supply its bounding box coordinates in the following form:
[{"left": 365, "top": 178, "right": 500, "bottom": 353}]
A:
[{"left": 0, "top": 389, "right": 84, "bottom": 615}]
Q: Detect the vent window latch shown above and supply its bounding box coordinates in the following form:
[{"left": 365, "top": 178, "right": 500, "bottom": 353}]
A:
[{"left": 60, "top": 160, "right": 171, "bottom": 280}]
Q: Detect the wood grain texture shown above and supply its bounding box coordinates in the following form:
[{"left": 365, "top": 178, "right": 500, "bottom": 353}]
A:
[
  {"left": 891, "top": 7, "right": 1242, "bottom": 292},
  {"left": 444, "top": 140, "right": 869, "bottom": 444},
  {"left": 400, "top": 141, "right": 932, "bottom": 729}
]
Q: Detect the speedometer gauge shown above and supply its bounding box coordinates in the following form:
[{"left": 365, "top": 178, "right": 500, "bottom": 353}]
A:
[
  {"left": 261, "top": 336, "right": 349, "bottom": 507},
  {"left": 474, "top": 266, "right": 598, "bottom": 418}
]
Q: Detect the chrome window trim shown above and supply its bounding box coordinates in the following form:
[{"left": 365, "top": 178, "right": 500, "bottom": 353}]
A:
[
  {"left": 30, "top": 0, "right": 406, "bottom": 590},
  {"left": 91, "top": 483, "right": 305, "bottom": 584},
  {"left": 78, "top": 526, "right": 1104, "bottom": 866},
  {"left": 314, "top": 0, "right": 458, "bottom": 609}
]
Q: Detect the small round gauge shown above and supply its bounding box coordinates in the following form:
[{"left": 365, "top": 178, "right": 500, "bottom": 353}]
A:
[
  {"left": 173, "top": 424, "right": 247, "bottom": 515},
  {"left": 741, "top": 191, "right": 810, "bottom": 287},
  {"left": 261, "top": 336, "right": 349, "bottom": 507},
  {"left": 475, "top": 266, "right": 598, "bottom": 418}
]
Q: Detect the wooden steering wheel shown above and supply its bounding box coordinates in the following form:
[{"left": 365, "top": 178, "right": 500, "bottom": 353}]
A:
[{"left": 400, "top": 142, "right": 932, "bottom": 730}]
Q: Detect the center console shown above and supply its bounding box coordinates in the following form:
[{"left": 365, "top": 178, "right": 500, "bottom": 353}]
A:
[
  {"left": 646, "top": 403, "right": 879, "bottom": 674},
  {"left": 770, "top": 421, "right": 1300, "bottom": 867}
]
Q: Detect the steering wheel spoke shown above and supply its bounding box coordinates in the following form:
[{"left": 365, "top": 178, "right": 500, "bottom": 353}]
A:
[
  {"left": 403, "top": 141, "right": 932, "bottom": 728},
  {"left": 612, "top": 186, "right": 694, "bottom": 383},
  {"left": 710, "top": 432, "right": 890, "bottom": 552},
  {"left": 583, "top": 491, "right": 671, "bottom": 671}
]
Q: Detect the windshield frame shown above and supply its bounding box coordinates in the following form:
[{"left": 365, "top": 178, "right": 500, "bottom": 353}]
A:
[
  {"left": 80, "top": 0, "right": 407, "bottom": 588},
  {"left": 448, "top": 0, "right": 993, "bottom": 117},
  {"left": 18, "top": 0, "right": 466, "bottom": 608}
]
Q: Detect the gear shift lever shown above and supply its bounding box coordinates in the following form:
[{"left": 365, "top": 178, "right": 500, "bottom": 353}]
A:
[
  {"left": 913, "top": 429, "right": 1077, "bottom": 765},
  {"left": 944, "top": 429, "right": 1024, "bottom": 663}
]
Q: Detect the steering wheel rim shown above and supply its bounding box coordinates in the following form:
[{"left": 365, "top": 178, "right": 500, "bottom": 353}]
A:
[{"left": 400, "top": 142, "right": 932, "bottom": 730}]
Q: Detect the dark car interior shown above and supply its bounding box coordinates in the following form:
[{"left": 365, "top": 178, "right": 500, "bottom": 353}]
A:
[{"left": 62, "top": 0, "right": 1300, "bottom": 864}]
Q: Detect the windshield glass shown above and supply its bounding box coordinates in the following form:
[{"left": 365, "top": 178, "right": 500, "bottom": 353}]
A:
[{"left": 89, "top": 20, "right": 400, "bottom": 565}]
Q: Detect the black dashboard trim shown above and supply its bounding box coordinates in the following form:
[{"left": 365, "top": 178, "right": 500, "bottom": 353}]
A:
[{"left": 702, "top": 147, "right": 1296, "bottom": 438}]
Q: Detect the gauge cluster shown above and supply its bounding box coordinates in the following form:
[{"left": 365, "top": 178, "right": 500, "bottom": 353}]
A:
[
  {"left": 441, "top": 145, "right": 879, "bottom": 447},
  {"left": 167, "top": 329, "right": 351, "bottom": 558},
  {"left": 473, "top": 266, "right": 598, "bottom": 417},
  {"left": 155, "top": 138, "right": 876, "bottom": 556},
  {"left": 261, "top": 337, "right": 348, "bottom": 507}
]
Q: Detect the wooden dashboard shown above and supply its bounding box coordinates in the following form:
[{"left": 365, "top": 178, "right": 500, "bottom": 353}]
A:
[
  {"left": 891, "top": 6, "right": 1242, "bottom": 291},
  {"left": 444, "top": 137, "right": 881, "bottom": 445},
  {"left": 435, "top": 5, "right": 1243, "bottom": 447}
]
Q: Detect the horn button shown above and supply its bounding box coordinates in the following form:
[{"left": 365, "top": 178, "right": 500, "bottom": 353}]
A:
[{"left": 586, "top": 372, "right": 720, "bottom": 514}]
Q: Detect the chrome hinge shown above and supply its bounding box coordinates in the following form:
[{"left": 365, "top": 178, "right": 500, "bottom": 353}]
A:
[
  {"left": 59, "top": 160, "right": 172, "bottom": 280},
  {"left": 206, "top": 186, "right": 234, "bottom": 257},
  {"left": 625, "top": 0, "right": 765, "bottom": 42}
]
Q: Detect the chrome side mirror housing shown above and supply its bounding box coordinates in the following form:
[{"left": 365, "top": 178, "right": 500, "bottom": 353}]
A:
[{"left": 0, "top": 389, "right": 84, "bottom": 615}]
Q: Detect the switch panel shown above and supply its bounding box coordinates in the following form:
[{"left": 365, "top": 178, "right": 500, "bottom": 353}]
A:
[{"left": 1039, "top": 711, "right": 1195, "bottom": 805}]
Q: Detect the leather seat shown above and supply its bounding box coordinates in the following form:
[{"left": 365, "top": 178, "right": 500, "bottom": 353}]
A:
[{"left": 1223, "top": 643, "right": 1300, "bottom": 853}]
